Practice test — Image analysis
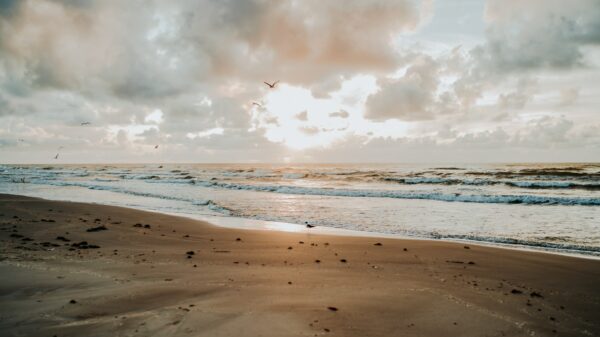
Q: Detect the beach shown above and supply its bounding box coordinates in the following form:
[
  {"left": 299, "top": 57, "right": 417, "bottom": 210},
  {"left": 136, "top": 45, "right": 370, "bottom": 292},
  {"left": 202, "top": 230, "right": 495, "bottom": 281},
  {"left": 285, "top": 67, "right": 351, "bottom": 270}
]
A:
[{"left": 1, "top": 193, "right": 599, "bottom": 337}]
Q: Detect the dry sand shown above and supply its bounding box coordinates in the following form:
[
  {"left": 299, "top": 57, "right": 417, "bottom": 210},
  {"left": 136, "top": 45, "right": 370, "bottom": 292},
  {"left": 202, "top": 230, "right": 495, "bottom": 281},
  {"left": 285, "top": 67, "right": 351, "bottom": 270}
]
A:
[{"left": 1, "top": 193, "right": 599, "bottom": 337}]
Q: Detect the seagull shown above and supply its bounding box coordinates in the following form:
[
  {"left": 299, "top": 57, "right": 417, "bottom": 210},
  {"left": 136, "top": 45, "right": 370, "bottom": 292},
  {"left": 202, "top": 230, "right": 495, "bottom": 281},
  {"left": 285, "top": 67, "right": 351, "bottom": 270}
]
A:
[
  {"left": 80, "top": 122, "right": 91, "bottom": 126},
  {"left": 305, "top": 221, "right": 315, "bottom": 228},
  {"left": 154, "top": 145, "right": 159, "bottom": 149},
  {"left": 263, "top": 81, "right": 279, "bottom": 89},
  {"left": 252, "top": 102, "right": 262, "bottom": 107}
]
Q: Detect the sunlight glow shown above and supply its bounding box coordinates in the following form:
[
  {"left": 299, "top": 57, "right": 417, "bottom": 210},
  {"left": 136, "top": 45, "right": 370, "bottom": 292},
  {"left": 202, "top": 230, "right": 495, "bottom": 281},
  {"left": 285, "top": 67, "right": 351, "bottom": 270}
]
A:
[{"left": 250, "top": 75, "right": 394, "bottom": 151}]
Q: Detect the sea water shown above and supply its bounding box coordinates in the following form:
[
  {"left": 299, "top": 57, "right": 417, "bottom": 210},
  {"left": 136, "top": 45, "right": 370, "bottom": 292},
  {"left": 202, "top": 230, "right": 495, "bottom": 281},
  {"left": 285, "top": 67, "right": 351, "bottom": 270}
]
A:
[{"left": 1, "top": 163, "right": 599, "bottom": 256}]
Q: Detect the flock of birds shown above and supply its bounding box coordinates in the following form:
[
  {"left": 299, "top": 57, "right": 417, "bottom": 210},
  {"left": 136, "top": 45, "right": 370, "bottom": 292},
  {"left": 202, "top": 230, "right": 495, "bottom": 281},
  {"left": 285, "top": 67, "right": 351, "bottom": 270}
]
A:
[
  {"left": 252, "top": 81, "right": 279, "bottom": 107},
  {"left": 35, "top": 81, "right": 280, "bottom": 160}
]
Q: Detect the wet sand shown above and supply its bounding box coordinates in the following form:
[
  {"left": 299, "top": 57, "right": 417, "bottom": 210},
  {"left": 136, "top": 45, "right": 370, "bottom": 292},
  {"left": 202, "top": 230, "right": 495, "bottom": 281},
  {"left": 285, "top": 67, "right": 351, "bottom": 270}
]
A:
[{"left": 1, "top": 193, "right": 599, "bottom": 337}]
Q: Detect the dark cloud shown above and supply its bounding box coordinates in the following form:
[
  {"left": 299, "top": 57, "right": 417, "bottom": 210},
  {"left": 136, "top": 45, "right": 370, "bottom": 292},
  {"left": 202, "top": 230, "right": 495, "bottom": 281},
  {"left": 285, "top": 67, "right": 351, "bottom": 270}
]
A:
[{"left": 474, "top": 0, "right": 600, "bottom": 72}]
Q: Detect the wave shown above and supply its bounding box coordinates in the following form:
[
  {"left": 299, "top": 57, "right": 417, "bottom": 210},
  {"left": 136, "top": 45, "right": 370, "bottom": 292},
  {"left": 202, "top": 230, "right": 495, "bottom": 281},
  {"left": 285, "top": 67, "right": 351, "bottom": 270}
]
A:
[
  {"left": 381, "top": 176, "right": 600, "bottom": 190},
  {"left": 190, "top": 209, "right": 600, "bottom": 256},
  {"left": 192, "top": 180, "right": 600, "bottom": 206},
  {"left": 505, "top": 181, "right": 600, "bottom": 190},
  {"left": 37, "top": 180, "right": 232, "bottom": 215},
  {"left": 465, "top": 168, "right": 600, "bottom": 179},
  {"left": 435, "top": 233, "right": 600, "bottom": 255}
]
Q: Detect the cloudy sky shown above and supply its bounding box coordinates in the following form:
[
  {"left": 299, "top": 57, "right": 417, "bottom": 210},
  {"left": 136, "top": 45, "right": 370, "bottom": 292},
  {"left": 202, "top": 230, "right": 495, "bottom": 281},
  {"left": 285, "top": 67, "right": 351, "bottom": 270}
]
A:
[{"left": 1, "top": 0, "right": 599, "bottom": 163}]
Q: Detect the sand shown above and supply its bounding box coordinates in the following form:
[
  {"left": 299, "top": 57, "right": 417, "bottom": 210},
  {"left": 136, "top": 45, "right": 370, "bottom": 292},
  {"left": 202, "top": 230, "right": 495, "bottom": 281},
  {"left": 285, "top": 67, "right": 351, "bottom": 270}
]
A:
[{"left": 1, "top": 193, "right": 599, "bottom": 337}]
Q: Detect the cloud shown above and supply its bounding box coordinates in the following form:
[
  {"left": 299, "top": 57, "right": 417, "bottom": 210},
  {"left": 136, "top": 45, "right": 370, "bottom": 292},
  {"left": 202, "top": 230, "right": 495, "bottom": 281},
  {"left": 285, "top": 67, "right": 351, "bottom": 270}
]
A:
[
  {"left": 364, "top": 56, "right": 439, "bottom": 121},
  {"left": 294, "top": 110, "right": 308, "bottom": 121},
  {"left": 473, "top": 0, "right": 600, "bottom": 72},
  {"left": 496, "top": 78, "right": 538, "bottom": 110},
  {"left": 329, "top": 110, "right": 349, "bottom": 118},
  {"left": 558, "top": 88, "right": 580, "bottom": 106},
  {"left": 0, "top": 0, "right": 430, "bottom": 96},
  {"left": 299, "top": 126, "right": 320, "bottom": 135}
]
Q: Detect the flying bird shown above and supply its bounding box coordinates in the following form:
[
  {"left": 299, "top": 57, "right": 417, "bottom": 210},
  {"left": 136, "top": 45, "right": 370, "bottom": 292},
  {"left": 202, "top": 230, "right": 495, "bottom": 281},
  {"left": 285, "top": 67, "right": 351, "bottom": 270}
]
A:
[
  {"left": 155, "top": 145, "right": 159, "bottom": 149},
  {"left": 54, "top": 153, "right": 59, "bottom": 159},
  {"left": 18, "top": 139, "right": 24, "bottom": 142},
  {"left": 263, "top": 81, "right": 279, "bottom": 89},
  {"left": 252, "top": 102, "right": 262, "bottom": 107},
  {"left": 80, "top": 122, "right": 91, "bottom": 126}
]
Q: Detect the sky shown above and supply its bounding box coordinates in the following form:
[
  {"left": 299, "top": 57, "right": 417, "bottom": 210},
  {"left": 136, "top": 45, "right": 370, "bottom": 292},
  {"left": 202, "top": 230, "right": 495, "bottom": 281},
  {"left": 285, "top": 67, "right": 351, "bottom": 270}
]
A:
[{"left": 0, "top": 0, "right": 599, "bottom": 163}]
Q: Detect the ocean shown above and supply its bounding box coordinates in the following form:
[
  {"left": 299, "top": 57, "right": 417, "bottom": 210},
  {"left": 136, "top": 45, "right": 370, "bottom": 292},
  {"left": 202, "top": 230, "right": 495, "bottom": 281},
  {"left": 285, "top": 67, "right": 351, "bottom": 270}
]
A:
[{"left": 1, "top": 163, "right": 599, "bottom": 256}]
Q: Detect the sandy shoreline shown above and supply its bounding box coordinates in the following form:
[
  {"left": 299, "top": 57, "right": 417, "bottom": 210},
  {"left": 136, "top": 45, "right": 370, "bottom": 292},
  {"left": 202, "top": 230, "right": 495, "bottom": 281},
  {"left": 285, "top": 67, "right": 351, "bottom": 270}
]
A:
[{"left": 1, "top": 193, "right": 599, "bottom": 336}]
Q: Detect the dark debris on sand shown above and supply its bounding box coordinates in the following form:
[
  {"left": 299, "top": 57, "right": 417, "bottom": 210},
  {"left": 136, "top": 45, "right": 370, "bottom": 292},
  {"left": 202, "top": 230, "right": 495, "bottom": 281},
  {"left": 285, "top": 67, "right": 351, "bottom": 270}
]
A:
[
  {"left": 530, "top": 291, "right": 544, "bottom": 298},
  {"left": 71, "top": 241, "right": 100, "bottom": 249},
  {"left": 86, "top": 225, "right": 108, "bottom": 232}
]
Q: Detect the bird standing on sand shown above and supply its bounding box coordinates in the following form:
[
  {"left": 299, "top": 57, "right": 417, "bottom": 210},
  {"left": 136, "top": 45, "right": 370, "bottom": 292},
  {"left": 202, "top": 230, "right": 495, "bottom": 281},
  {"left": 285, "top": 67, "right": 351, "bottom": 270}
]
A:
[{"left": 263, "top": 81, "right": 279, "bottom": 89}]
